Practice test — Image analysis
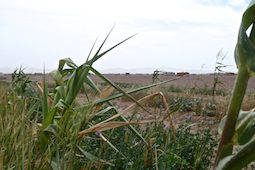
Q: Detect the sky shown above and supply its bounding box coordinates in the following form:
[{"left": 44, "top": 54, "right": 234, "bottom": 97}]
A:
[{"left": 0, "top": 0, "right": 251, "bottom": 74}]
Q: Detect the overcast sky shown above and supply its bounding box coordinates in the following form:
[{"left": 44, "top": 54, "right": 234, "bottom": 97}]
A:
[{"left": 0, "top": 0, "right": 251, "bottom": 74}]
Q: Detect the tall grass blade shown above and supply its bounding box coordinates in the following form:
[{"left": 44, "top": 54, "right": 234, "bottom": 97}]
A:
[
  {"left": 76, "top": 145, "right": 115, "bottom": 167},
  {"left": 88, "top": 66, "right": 150, "bottom": 113},
  {"left": 79, "top": 121, "right": 152, "bottom": 138},
  {"left": 85, "top": 37, "right": 98, "bottom": 63}
]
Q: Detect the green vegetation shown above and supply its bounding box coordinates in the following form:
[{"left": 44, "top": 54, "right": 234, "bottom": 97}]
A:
[
  {"left": 0, "top": 76, "right": 220, "bottom": 169},
  {"left": 0, "top": 28, "right": 221, "bottom": 169}
]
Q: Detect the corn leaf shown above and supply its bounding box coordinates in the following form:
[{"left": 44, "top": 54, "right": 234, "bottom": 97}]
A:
[
  {"left": 79, "top": 121, "right": 153, "bottom": 138},
  {"left": 235, "top": 0, "right": 255, "bottom": 74},
  {"left": 88, "top": 66, "right": 150, "bottom": 113},
  {"left": 50, "top": 70, "right": 65, "bottom": 86},
  {"left": 58, "top": 57, "right": 77, "bottom": 71},
  {"left": 76, "top": 145, "right": 114, "bottom": 167}
]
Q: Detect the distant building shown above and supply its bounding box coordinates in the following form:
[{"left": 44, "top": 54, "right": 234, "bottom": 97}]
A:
[
  {"left": 177, "top": 72, "right": 189, "bottom": 77},
  {"left": 34, "top": 73, "right": 43, "bottom": 75},
  {"left": 163, "top": 72, "right": 175, "bottom": 76},
  {"left": 226, "top": 72, "right": 235, "bottom": 75}
]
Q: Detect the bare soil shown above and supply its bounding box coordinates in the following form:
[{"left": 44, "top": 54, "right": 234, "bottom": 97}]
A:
[{"left": 2, "top": 73, "right": 255, "bottom": 91}]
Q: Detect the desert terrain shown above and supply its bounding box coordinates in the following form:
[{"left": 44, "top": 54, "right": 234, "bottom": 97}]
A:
[{"left": 2, "top": 73, "right": 255, "bottom": 91}]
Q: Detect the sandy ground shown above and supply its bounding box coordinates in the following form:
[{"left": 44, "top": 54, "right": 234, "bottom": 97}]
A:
[
  {"left": 2, "top": 73, "right": 255, "bottom": 91},
  {"left": 85, "top": 73, "right": 255, "bottom": 92}
]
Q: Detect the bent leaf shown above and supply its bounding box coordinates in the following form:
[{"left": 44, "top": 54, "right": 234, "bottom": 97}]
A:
[
  {"left": 78, "top": 121, "right": 153, "bottom": 139},
  {"left": 235, "top": 0, "right": 255, "bottom": 75}
]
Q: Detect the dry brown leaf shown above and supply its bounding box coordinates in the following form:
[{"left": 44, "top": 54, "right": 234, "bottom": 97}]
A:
[
  {"left": 37, "top": 82, "right": 53, "bottom": 108},
  {"left": 98, "top": 92, "right": 161, "bottom": 125},
  {"left": 37, "top": 81, "right": 63, "bottom": 112},
  {"left": 78, "top": 120, "right": 154, "bottom": 139},
  {"left": 92, "top": 85, "right": 115, "bottom": 117},
  {"left": 79, "top": 91, "right": 176, "bottom": 141}
]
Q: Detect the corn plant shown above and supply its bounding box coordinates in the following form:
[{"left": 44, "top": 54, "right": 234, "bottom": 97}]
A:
[
  {"left": 212, "top": 49, "right": 228, "bottom": 97},
  {"left": 36, "top": 27, "right": 186, "bottom": 169},
  {"left": 215, "top": 1, "right": 255, "bottom": 169},
  {"left": 152, "top": 70, "right": 163, "bottom": 83}
]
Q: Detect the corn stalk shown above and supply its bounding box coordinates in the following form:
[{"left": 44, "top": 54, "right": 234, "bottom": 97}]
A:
[{"left": 215, "top": 1, "right": 255, "bottom": 169}]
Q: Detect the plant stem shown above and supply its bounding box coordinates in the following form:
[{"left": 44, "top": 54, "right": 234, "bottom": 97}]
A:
[{"left": 215, "top": 64, "right": 250, "bottom": 165}]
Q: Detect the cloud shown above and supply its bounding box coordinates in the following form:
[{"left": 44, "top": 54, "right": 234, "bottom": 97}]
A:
[
  {"left": 228, "top": 0, "right": 249, "bottom": 6},
  {"left": 0, "top": 0, "right": 250, "bottom": 73}
]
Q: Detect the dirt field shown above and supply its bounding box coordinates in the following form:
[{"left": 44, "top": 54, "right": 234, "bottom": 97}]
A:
[
  {"left": 87, "top": 74, "right": 255, "bottom": 92},
  {"left": 2, "top": 73, "right": 255, "bottom": 91}
]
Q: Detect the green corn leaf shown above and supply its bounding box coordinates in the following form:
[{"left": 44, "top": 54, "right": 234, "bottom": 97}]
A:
[
  {"left": 44, "top": 124, "right": 58, "bottom": 137},
  {"left": 43, "top": 107, "right": 58, "bottom": 130},
  {"left": 218, "top": 116, "right": 227, "bottom": 135},
  {"left": 60, "top": 68, "right": 74, "bottom": 77},
  {"left": 77, "top": 145, "right": 114, "bottom": 167},
  {"left": 85, "top": 37, "right": 98, "bottom": 63},
  {"left": 233, "top": 109, "right": 255, "bottom": 145},
  {"left": 219, "top": 109, "right": 255, "bottom": 145},
  {"left": 216, "top": 135, "right": 255, "bottom": 169},
  {"left": 216, "top": 1, "right": 255, "bottom": 165},
  {"left": 87, "top": 26, "right": 114, "bottom": 65},
  {"left": 88, "top": 66, "right": 150, "bottom": 113},
  {"left": 58, "top": 57, "right": 78, "bottom": 71},
  {"left": 84, "top": 76, "right": 101, "bottom": 94},
  {"left": 43, "top": 68, "right": 49, "bottom": 124},
  {"left": 43, "top": 99, "right": 69, "bottom": 130},
  {"left": 65, "top": 64, "right": 89, "bottom": 106},
  {"left": 87, "top": 25, "right": 137, "bottom": 66},
  {"left": 38, "top": 133, "right": 48, "bottom": 151},
  {"left": 48, "top": 156, "right": 60, "bottom": 170},
  {"left": 50, "top": 70, "right": 65, "bottom": 86},
  {"left": 235, "top": 0, "right": 255, "bottom": 75},
  {"left": 83, "top": 75, "right": 101, "bottom": 101},
  {"left": 57, "top": 27, "right": 137, "bottom": 107},
  {"left": 53, "top": 86, "right": 67, "bottom": 106},
  {"left": 216, "top": 155, "right": 234, "bottom": 170},
  {"left": 88, "top": 33, "right": 137, "bottom": 65}
]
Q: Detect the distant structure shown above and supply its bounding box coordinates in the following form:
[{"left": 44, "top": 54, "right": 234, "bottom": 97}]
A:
[
  {"left": 226, "top": 72, "right": 235, "bottom": 75},
  {"left": 152, "top": 70, "right": 175, "bottom": 83},
  {"left": 163, "top": 72, "right": 175, "bottom": 76},
  {"left": 177, "top": 72, "right": 189, "bottom": 77},
  {"left": 125, "top": 72, "right": 130, "bottom": 75},
  {"left": 34, "top": 73, "right": 43, "bottom": 76}
]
